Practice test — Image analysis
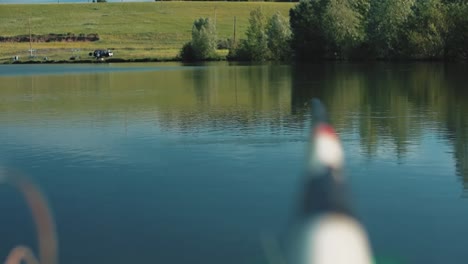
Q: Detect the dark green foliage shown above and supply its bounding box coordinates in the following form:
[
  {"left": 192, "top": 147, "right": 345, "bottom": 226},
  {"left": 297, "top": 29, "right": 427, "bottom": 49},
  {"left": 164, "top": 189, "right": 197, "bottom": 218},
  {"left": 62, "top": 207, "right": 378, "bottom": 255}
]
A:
[
  {"left": 288, "top": 0, "right": 467, "bottom": 60},
  {"left": 217, "top": 38, "right": 234, "bottom": 49},
  {"left": 367, "top": 0, "right": 415, "bottom": 58},
  {"left": 289, "top": 0, "right": 369, "bottom": 59},
  {"left": 179, "top": 42, "right": 196, "bottom": 61},
  {"left": 289, "top": 0, "right": 326, "bottom": 61},
  {"left": 322, "top": 0, "right": 368, "bottom": 57},
  {"left": 406, "top": 0, "right": 447, "bottom": 59},
  {"left": 176, "top": 0, "right": 468, "bottom": 61},
  {"left": 445, "top": 2, "right": 468, "bottom": 60},
  {"left": 227, "top": 39, "right": 251, "bottom": 61}
]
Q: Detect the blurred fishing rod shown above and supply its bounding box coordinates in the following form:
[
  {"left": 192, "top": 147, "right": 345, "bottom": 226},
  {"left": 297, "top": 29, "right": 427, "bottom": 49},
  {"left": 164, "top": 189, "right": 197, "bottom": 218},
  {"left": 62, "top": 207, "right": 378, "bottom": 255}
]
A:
[
  {"left": 285, "top": 98, "right": 373, "bottom": 264},
  {"left": 0, "top": 168, "right": 58, "bottom": 264}
]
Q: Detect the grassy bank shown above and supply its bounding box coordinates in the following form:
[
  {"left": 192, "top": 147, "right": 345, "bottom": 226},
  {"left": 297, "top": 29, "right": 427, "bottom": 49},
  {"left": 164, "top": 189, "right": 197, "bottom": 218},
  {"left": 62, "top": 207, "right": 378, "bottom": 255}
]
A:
[{"left": 0, "top": 2, "right": 295, "bottom": 63}]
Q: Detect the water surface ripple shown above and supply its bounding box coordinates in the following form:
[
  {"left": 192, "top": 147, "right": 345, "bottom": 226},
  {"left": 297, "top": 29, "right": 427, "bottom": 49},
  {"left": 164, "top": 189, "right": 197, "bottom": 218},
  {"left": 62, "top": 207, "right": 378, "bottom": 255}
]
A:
[{"left": 0, "top": 62, "right": 467, "bottom": 264}]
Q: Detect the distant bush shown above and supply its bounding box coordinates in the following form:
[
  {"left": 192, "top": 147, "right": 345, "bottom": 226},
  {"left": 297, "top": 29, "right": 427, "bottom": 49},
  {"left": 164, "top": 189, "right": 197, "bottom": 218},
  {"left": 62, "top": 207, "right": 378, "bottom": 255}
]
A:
[
  {"left": 217, "top": 38, "right": 234, "bottom": 50},
  {"left": 229, "top": 7, "right": 268, "bottom": 61},
  {"left": 179, "top": 42, "right": 196, "bottom": 61},
  {"left": 229, "top": 8, "right": 292, "bottom": 61},
  {"left": 266, "top": 11, "right": 291, "bottom": 60},
  {"left": 180, "top": 17, "right": 217, "bottom": 61},
  {"left": 227, "top": 39, "right": 250, "bottom": 61}
]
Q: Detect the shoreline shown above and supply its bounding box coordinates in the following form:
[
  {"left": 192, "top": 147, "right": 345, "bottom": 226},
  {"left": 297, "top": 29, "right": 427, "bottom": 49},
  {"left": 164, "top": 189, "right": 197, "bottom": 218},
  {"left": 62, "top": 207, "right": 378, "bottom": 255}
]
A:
[
  {"left": 5, "top": 57, "right": 180, "bottom": 64},
  {"left": 3, "top": 57, "right": 463, "bottom": 65},
  {"left": 3, "top": 56, "right": 233, "bottom": 64}
]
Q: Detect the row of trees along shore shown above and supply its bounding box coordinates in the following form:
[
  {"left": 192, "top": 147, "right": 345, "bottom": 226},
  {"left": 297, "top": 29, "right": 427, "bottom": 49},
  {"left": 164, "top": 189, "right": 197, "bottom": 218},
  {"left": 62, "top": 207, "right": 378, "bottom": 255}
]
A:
[{"left": 180, "top": 0, "right": 468, "bottom": 61}]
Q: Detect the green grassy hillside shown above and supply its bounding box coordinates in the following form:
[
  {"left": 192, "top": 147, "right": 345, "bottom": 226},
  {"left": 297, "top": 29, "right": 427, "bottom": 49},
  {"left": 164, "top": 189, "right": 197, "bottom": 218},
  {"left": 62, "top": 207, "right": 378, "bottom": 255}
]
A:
[{"left": 0, "top": 2, "right": 295, "bottom": 62}]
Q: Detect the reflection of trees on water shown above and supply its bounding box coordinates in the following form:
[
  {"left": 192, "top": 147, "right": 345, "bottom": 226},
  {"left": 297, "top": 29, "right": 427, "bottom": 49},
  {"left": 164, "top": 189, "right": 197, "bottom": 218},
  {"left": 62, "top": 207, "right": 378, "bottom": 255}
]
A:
[
  {"left": 0, "top": 63, "right": 466, "bottom": 189},
  {"left": 291, "top": 63, "right": 422, "bottom": 159},
  {"left": 155, "top": 63, "right": 468, "bottom": 189},
  {"left": 291, "top": 63, "right": 468, "bottom": 189},
  {"left": 155, "top": 64, "right": 294, "bottom": 134},
  {"left": 437, "top": 65, "right": 468, "bottom": 189}
]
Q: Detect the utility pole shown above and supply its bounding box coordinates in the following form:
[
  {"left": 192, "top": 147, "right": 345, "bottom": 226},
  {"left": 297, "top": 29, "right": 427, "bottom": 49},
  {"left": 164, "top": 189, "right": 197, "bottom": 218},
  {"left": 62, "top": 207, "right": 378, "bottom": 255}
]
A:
[
  {"left": 233, "top": 16, "right": 237, "bottom": 46},
  {"left": 214, "top": 7, "right": 217, "bottom": 29},
  {"left": 28, "top": 17, "right": 33, "bottom": 58}
]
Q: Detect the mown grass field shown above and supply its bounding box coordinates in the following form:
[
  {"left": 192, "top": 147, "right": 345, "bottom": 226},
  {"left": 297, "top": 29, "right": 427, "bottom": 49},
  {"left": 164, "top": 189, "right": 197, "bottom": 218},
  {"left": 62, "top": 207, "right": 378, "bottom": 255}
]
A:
[{"left": 0, "top": 2, "right": 295, "bottom": 63}]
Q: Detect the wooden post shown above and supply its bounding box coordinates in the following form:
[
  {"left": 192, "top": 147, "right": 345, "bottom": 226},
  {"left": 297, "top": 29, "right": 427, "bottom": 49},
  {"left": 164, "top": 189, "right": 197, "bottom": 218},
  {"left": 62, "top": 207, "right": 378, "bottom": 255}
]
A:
[
  {"left": 28, "top": 17, "right": 33, "bottom": 58},
  {"left": 233, "top": 16, "right": 237, "bottom": 46},
  {"left": 214, "top": 7, "right": 217, "bottom": 29}
]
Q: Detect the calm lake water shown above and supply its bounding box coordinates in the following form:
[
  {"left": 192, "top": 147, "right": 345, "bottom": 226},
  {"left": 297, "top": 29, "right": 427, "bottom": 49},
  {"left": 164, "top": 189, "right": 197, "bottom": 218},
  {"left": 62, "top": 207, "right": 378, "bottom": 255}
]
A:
[{"left": 0, "top": 62, "right": 467, "bottom": 264}]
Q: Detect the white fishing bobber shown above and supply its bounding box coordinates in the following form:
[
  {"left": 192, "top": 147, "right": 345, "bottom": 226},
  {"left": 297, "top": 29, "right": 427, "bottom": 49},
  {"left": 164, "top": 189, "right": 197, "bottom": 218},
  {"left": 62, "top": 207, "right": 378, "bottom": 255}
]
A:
[
  {"left": 302, "top": 213, "right": 373, "bottom": 264},
  {"left": 308, "top": 124, "right": 344, "bottom": 180}
]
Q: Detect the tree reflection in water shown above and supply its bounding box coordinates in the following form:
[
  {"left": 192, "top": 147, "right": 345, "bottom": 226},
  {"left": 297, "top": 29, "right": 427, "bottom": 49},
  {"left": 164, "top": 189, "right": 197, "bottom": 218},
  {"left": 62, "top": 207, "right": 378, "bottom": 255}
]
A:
[{"left": 290, "top": 63, "right": 468, "bottom": 191}]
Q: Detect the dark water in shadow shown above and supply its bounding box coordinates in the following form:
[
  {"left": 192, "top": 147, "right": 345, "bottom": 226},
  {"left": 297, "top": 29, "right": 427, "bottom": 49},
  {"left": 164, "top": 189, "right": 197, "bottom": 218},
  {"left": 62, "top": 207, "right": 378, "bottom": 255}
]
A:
[{"left": 0, "top": 62, "right": 467, "bottom": 264}]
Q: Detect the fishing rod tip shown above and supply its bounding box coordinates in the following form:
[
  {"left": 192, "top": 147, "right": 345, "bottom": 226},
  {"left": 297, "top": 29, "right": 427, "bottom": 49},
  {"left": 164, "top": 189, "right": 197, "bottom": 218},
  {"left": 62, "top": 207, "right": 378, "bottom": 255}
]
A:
[{"left": 311, "top": 98, "right": 329, "bottom": 124}]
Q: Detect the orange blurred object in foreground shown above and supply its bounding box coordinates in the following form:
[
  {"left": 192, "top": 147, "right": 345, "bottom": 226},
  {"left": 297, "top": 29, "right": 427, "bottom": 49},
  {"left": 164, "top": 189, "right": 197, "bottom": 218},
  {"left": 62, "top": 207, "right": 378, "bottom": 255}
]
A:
[{"left": 0, "top": 168, "right": 58, "bottom": 264}]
